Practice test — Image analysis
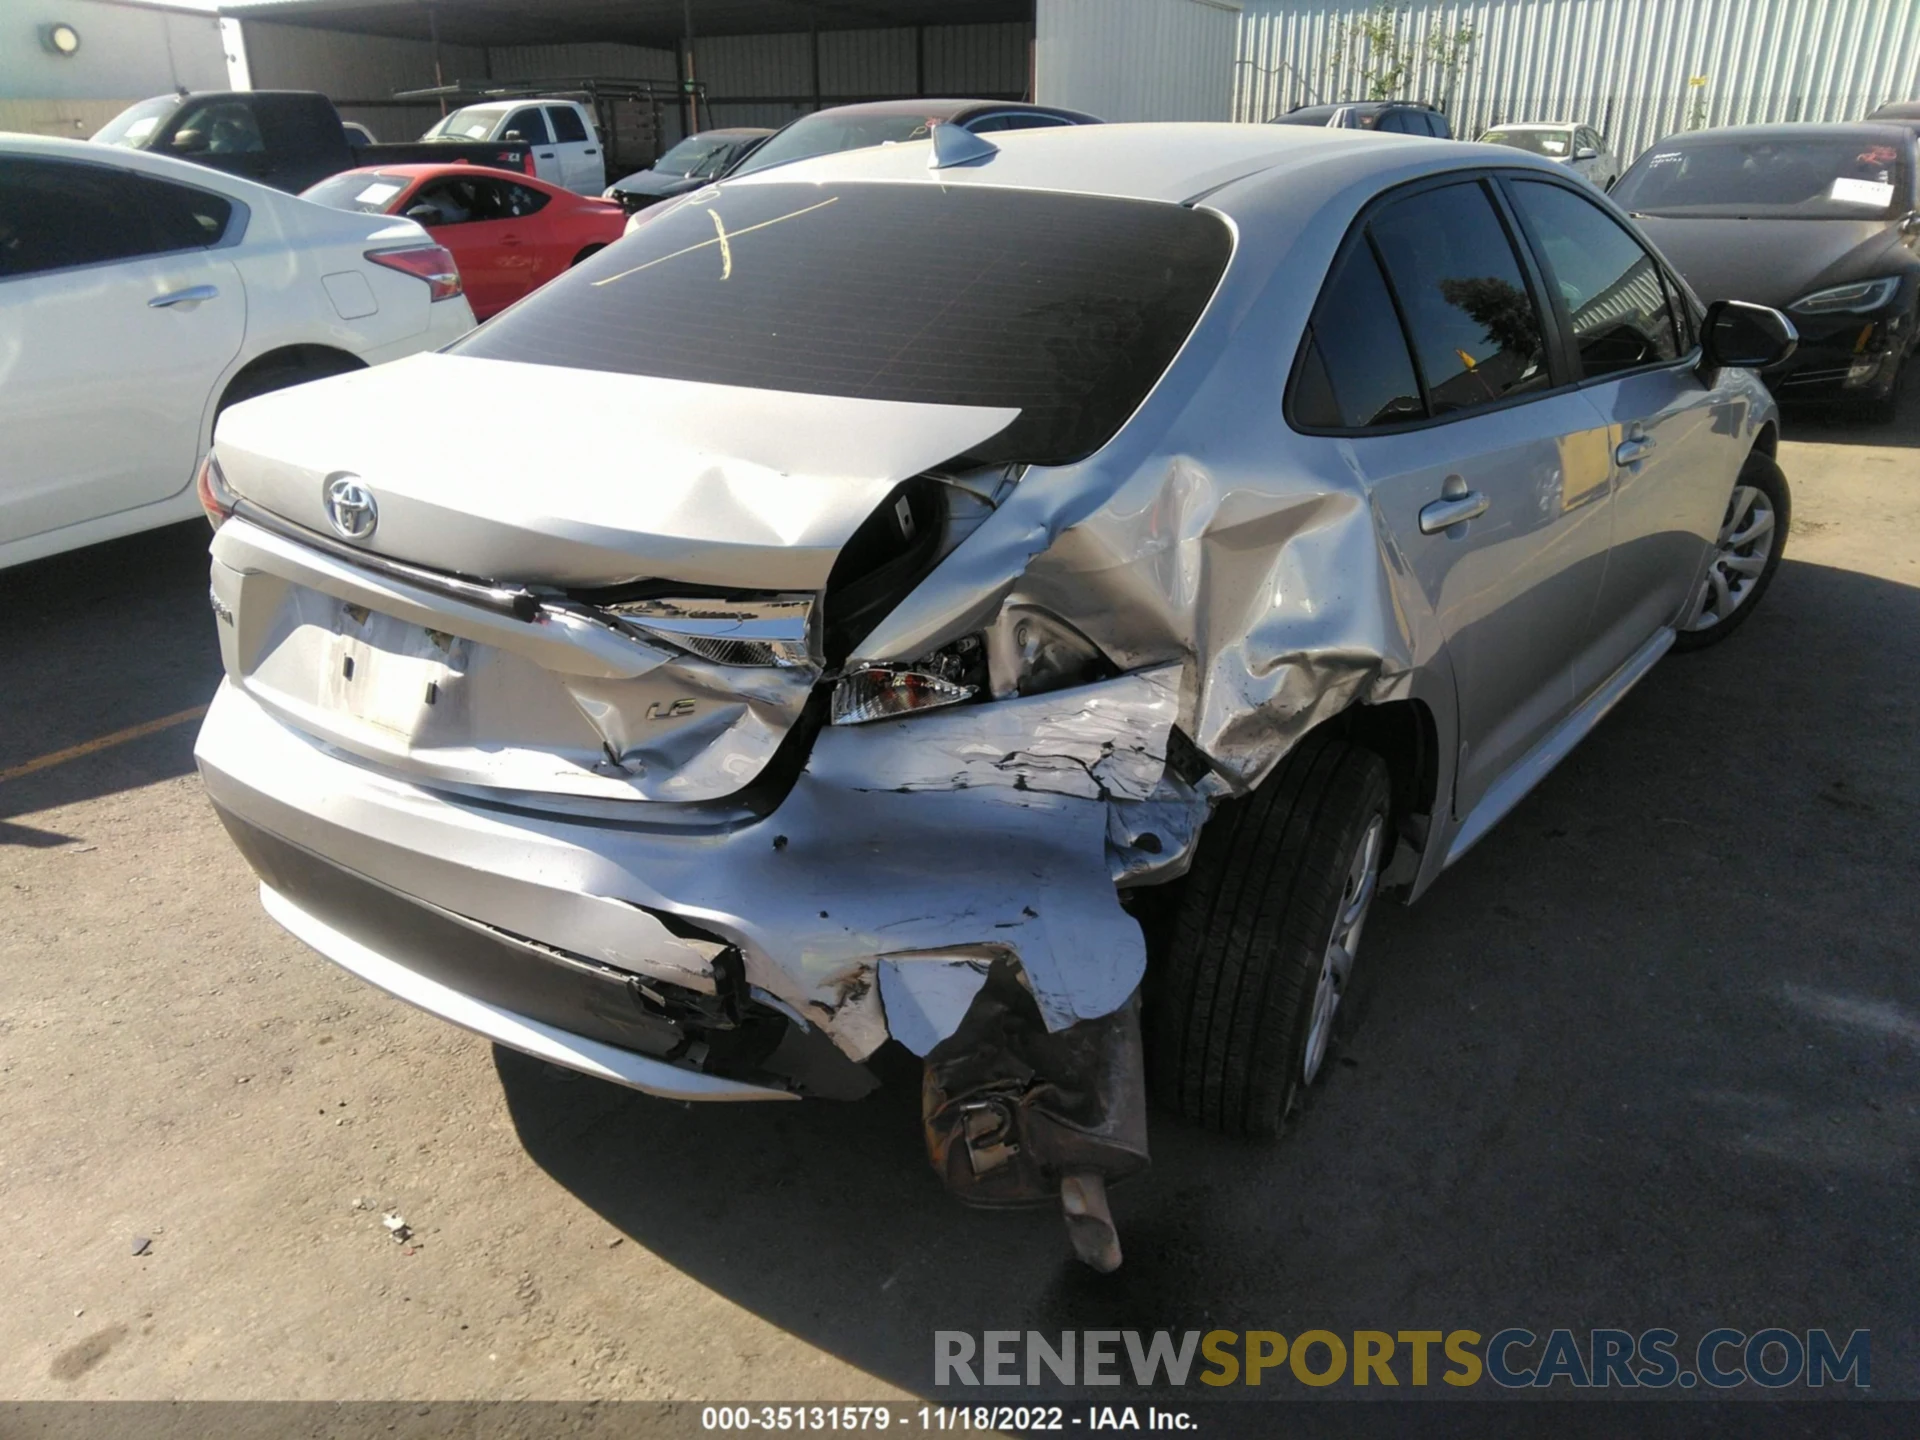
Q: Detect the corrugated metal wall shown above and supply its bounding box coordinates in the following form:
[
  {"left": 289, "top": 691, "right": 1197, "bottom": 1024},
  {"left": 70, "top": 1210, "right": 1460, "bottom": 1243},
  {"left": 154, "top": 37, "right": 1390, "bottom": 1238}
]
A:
[
  {"left": 1036, "top": 0, "right": 1243, "bottom": 120},
  {"left": 1235, "top": 0, "right": 1920, "bottom": 163},
  {"left": 241, "top": 19, "right": 1030, "bottom": 150}
]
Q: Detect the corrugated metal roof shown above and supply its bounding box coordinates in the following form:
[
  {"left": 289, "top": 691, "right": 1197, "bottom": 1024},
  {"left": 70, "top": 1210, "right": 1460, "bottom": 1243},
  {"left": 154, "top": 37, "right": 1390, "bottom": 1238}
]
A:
[{"left": 1235, "top": 0, "right": 1920, "bottom": 163}]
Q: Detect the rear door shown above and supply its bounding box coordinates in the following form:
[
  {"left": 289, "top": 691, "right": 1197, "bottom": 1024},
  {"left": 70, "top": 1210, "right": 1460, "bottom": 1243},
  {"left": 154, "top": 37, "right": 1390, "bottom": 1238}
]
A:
[
  {"left": 502, "top": 106, "right": 561, "bottom": 186},
  {"left": 155, "top": 96, "right": 271, "bottom": 186},
  {"left": 1292, "top": 176, "right": 1617, "bottom": 820},
  {"left": 544, "top": 104, "right": 601, "bottom": 192},
  {"left": 1501, "top": 174, "right": 1732, "bottom": 690},
  {"left": 0, "top": 158, "right": 245, "bottom": 543}
]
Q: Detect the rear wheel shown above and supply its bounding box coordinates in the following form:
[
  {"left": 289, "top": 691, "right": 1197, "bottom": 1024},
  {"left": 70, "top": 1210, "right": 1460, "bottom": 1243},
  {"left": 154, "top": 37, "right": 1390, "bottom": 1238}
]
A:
[
  {"left": 1148, "top": 731, "right": 1392, "bottom": 1137},
  {"left": 1673, "top": 450, "right": 1789, "bottom": 651},
  {"left": 216, "top": 348, "right": 362, "bottom": 424}
]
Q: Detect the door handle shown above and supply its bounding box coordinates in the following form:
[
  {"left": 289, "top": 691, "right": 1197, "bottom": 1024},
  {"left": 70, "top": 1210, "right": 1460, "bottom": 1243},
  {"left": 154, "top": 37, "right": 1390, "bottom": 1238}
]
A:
[
  {"left": 1419, "top": 490, "right": 1490, "bottom": 535},
  {"left": 583, "top": 147, "right": 598, "bottom": 155},
  {"left": 1615, "top": 435, "right": 1657, "bottom": 466},
  {"left": 149, "top": 284, "right": 218, "bottom": 308},
  {"left": 539, "top": 151, "right": 555, "bottom": 159}
]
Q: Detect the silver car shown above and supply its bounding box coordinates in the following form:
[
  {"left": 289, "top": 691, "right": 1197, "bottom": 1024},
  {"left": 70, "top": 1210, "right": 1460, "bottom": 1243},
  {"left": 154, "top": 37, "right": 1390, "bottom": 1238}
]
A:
[
  {"left": 1480, "top": 121, "right": 1621, "bottom": 188},
  {"left": 194, "top": 122, "right": 1795, "bottom": 1270}
]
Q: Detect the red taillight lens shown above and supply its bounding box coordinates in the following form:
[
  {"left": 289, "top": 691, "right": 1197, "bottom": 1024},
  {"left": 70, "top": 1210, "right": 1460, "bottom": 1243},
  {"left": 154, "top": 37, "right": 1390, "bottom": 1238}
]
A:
[
  {"left": 366, "top": 244, "right": 463, "bottom": 302},
  {"left": 195, "top": 452, "right": 235, "bottom": 530}
]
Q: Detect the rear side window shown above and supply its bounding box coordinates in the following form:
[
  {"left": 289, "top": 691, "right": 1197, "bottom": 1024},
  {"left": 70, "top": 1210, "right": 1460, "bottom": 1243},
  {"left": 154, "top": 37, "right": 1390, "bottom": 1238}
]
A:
[
  {"left": 143, "top": 176, "right": 236, "bottom": 250},
  {"left": 1368, "top": 180, "right": 1551, "bottom": 416},
  {"left": 0, "top": 159, "right": 155, "bottom": 276},
  {"left": 455, "top": 183, "right": 1232, "bottom": 466},
  {"left": 1429, "top": 112, "right": 1453, "bottom": 138},
  {"left": 1291, "top": 242, "right": 1423, "bottom": 429},
  {"left": 1507, "top": 178, "right": 1680, "bottom": 377},
  {"left": 547, "top": 106, "right": 589, "bottom": 143}
]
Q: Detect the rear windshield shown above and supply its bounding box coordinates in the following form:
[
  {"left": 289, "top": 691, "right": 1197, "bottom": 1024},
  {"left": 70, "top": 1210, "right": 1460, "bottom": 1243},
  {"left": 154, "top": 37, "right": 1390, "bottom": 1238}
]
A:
[
  {"left": 453, "top": 182, "right": 1233, "bottom": 466},
  {"left": 301, "top": 171, "right": 410, "bottom": 212},
  {"left": 1482, "top": 128, "right": 1571, "bottom": 157},
  {"left": 426, "top": 105, "right": 511, "bottom": 142},
  {"left": 93, "top": 96, "right": 178, "bottom": 148},
  {"left": 1612, "top": 135, "right": 1909, "bottom": 218}
]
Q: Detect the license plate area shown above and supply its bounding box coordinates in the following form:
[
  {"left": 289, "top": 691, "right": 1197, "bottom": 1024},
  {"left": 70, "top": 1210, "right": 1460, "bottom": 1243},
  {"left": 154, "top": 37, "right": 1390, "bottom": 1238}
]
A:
[{"left": 321, "top": 604, "right": 469, "bottom": 741}]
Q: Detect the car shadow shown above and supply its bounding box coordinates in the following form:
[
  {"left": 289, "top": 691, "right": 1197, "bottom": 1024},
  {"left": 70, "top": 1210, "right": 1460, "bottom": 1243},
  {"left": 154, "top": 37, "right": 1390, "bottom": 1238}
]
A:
[
  {"left": 497, "top": 556, "right": 1920, "bottom": 1397},
  {"left": 0, "top": 521, "right": 221, "bottom": 829}
]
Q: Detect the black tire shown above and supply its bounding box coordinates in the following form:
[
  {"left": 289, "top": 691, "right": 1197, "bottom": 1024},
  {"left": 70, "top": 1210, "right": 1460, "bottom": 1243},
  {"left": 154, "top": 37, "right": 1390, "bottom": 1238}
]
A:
[
  {"left": 1672, "top": 450, "right": 1790, "bottom": 652},
  {"left": 216, "top": 350, "right": 361, "bottom": 424},
  {"left": 1148, "top": 731, "right": 1392, "bottom": 1138}
]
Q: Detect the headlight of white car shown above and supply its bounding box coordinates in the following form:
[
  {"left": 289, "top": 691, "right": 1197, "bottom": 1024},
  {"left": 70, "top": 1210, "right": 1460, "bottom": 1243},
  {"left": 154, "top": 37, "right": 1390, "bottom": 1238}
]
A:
[{"left": 1790, "top": 277, "right": 1901, "bottom": 314}]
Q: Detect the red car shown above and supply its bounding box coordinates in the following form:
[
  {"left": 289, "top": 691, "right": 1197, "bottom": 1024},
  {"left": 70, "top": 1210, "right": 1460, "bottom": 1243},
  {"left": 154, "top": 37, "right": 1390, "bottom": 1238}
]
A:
[{"left": 302, "top": 164, "right": 625, "bottom": 320}]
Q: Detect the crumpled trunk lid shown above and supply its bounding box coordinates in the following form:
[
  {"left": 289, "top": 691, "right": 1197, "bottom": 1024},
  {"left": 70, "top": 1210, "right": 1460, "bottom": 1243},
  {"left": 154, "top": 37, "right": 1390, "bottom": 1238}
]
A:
[
  {"left": 212, "top": 352, "right": 1017, "bottom": 590},
  {"left": 208, "top": 352, "right": 1018, "bottom": 803}
]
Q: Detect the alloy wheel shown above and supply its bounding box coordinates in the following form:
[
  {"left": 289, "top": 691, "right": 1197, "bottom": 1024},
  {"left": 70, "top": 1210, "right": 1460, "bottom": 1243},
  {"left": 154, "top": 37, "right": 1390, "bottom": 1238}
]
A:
[
  {"left": 1302, "top": 811, "right": 1385, "bottom": 1085},
  {"left": 1684, "top": 484, "right": 1775, "bottom": 632}
]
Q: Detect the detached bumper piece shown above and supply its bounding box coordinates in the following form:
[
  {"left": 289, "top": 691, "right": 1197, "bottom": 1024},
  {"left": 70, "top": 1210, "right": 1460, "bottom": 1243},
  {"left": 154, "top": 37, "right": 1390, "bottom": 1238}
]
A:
[
  {"left": 215, "top": 808, "right": 877, "bottom": 1101},
  {"left": 922, "top": 963, "right": 1148, "bottom": 1272}
]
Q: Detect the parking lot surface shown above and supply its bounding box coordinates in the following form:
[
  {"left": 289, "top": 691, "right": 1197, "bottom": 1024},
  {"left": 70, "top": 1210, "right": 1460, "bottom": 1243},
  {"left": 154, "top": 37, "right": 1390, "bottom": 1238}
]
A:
[{"left": 3, "top": 395, "right": 1917, "bottom": 1400}]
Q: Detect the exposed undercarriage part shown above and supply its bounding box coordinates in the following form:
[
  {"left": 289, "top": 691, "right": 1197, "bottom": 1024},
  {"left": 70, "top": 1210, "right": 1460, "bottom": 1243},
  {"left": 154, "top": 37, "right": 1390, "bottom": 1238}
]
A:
[{"left": 921, "top": 964, "right": 1147, "bottom": 1272}]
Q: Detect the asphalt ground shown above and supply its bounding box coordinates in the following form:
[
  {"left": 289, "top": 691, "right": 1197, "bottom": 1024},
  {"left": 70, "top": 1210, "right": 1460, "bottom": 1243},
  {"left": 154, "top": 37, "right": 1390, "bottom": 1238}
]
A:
[{"left": 1, "top": 383, "right": 1916, "bottom": 1413}]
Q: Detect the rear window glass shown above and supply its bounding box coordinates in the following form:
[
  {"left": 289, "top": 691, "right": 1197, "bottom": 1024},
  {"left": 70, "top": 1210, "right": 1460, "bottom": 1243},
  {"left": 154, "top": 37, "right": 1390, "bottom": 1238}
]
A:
[
  {"left": 302, "top": 171, "right": 410, "bottom": 212},
  {"left": 454, "top": 183, "right": 1233, "bottom": 466},
  {"left": 1611, "top": 134, "right": 1909, "bottom": 218}
]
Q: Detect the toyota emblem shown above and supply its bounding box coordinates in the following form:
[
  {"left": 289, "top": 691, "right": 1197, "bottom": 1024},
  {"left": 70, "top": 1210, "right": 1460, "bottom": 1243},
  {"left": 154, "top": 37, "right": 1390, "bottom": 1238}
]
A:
[{"left": 324, "top": 477, "right": 378, "bottom": 541}]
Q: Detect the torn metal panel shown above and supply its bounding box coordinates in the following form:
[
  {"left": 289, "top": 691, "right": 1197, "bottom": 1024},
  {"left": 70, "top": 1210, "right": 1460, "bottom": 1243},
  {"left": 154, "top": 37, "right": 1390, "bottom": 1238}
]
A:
[
  {"left": 878, "top": 952, "right": 997, "bottom": 1057},
  {"left": 803, "top": 664, "right": 1181, "bottom": 804},
  {"left": 197, "top": 681, "right": 1149, "bottom": 1066}
]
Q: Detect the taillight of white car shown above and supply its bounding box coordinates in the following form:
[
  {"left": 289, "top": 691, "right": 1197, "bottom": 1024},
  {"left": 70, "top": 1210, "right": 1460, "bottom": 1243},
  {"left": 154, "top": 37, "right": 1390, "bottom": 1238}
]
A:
[
  {"left": 195, "top": 451, "right": 238, "bottom": 529},
  {"left": 366, "top": 244, "right": 465, "bottom": 302}
]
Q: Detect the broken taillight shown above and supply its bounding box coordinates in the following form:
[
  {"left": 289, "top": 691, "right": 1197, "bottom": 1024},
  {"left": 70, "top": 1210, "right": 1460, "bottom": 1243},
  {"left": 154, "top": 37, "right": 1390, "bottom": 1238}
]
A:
[
  {"left": 830, "top": 635, "right": 986, "bottom": 725},
  {"left": 195, "top": 452, "right": 236, "bottom": 529},
  {"left": 830, "top": 667, "right": 976, "bottom": 726},
  {"left": 366, "top": 244, "right": 464, "bottom": 302}
]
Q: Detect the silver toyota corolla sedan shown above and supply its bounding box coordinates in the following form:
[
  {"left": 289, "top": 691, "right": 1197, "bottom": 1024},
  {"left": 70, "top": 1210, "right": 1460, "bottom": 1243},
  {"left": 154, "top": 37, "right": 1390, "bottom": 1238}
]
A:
[{"left": 194, "top": 121, "right": 1796, "bottom": 1270}]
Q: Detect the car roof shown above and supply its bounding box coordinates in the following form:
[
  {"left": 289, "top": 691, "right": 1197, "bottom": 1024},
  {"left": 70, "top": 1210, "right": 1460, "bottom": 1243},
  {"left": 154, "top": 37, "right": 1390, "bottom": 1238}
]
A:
[
  {"left": 1649, "top": 121, "right": 1918, "bottom": 145},
  {"left": 789, "top": 98, "right": 1095, "bottom": 123},
  {"left": 319, "top": 162, "right": 575, "bottom": 190},
  {"left": 1286, "top": 100, "right": 1438, "bottom": 118},
  {"left": 1867, "top": 101, "right": 1920, "bottom": 120},
  {"left": 683, "top": 127, "right": 774, "bottom": 140},
  {"left": 1486, "top": 121, "right": 1579, "bottom": 129},
  {"left": 724, "top": 120, "right": 1533, "bottom": 207}
]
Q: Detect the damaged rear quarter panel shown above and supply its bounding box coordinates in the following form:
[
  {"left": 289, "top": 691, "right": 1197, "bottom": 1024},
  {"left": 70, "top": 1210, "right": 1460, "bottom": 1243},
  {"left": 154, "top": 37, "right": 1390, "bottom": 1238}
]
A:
[{"left": 852, "top": 155, "right": 1461, "bottom": 800}]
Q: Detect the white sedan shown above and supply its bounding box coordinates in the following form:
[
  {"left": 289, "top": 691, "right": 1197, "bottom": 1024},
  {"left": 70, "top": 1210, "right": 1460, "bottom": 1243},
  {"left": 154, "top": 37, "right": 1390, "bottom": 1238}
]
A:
[
  {"left": 0, "top": 133, "right": 476, "bottom": 570},
  {"left": 1478, "top": 121, "right": 1621, "bottom": 189}
]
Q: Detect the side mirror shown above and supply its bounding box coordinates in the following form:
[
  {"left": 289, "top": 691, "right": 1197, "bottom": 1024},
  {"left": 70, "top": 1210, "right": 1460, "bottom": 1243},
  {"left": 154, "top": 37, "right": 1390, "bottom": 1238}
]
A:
[
  {"left": 1701, "top": 299, "right": 1798, "bottom": 371},
  {"left": 502, "top": 129, "right": 524, "bottom": 142},
  {"left": 1574, "top": 146, "right": 1599, "bottom": 160},
  {"left": 404, "top": 202, "right": 446, "bottom": 225}
]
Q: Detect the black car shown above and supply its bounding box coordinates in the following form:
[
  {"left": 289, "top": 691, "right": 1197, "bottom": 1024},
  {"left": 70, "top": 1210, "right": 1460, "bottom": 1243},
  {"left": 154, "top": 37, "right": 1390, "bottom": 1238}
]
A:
[
  {"left": 1271, "top": 101, "right": 1453, "bottom": 137},
  {"left": 1611, "top": 123, "right": 1920, "bottom": 419},
  {"left": 722, "top": 98, "right": 1101, "bottom": 180},
  {"left": 91, "top": 91, "right": 533, "bottom": 195},
  {"left": 603, "top": 127, "right": 772, "bottom": 213}
]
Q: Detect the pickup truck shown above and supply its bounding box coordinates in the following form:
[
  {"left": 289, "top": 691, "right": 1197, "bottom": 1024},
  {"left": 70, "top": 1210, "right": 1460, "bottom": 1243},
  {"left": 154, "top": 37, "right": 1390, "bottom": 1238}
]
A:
[
  {"left": 420, "top": 98, "right": 607, "bottom": 194},
  {"left": 91, "top": 91, "right": 534, "bottom": 196}
]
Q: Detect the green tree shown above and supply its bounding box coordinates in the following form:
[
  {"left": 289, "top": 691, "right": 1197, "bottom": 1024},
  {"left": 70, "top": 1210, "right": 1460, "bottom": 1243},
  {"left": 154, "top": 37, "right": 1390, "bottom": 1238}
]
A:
[{"left": 1331, "top": 3, "right": 1478, "bottom": 104}]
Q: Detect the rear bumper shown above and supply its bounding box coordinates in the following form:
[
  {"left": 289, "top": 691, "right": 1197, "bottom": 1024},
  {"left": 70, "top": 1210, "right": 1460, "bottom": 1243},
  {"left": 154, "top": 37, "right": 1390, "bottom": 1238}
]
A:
[{"left": 196, "top": 675, "right": 1180, "bottom": 1095}]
